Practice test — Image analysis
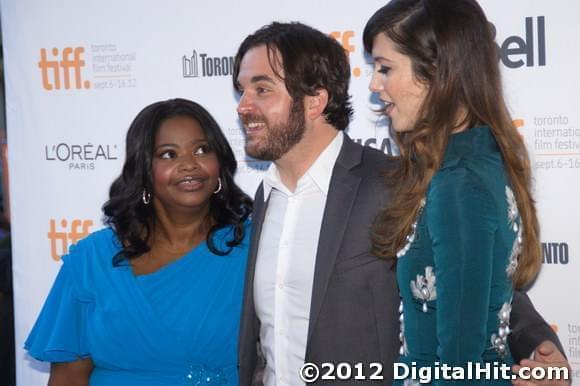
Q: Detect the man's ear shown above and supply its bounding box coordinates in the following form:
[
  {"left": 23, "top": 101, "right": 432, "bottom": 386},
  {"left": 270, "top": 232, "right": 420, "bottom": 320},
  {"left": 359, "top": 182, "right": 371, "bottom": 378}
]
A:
[{"left": 304, "top": 88, "right": 329, "bottom": 121}]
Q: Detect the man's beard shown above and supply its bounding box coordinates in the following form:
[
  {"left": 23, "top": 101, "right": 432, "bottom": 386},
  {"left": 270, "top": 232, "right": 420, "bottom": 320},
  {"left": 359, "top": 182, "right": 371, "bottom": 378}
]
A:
[{"left": 243, "top": 99, "right": 306, "bottom": 161}]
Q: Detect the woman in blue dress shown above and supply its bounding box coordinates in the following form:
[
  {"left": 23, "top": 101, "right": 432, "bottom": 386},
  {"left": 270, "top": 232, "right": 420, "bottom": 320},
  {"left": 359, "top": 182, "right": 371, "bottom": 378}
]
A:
[
  {"left": 365, "top": 0, "right": 542, "bottom": 384},
  {"left": 25, "top": 98, "right": 252, "bottom": 385}
]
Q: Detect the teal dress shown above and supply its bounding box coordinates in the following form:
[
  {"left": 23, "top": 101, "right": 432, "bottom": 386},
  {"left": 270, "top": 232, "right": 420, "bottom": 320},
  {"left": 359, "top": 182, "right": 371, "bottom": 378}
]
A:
[
  {"left": 395, "top": 127, "right": 519, "bottom": 385},
  {"left": 25, "top": 221, "right": 250, "bottom": 386}
]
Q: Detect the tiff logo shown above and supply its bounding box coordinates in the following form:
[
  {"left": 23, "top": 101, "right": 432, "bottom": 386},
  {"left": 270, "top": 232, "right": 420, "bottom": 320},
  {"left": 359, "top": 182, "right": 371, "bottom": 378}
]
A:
[
  {"left": 329, "top": 30, "right": 362, "bottom": 78},
  {"left": 38, "top": 47, "right": 92, "bottom": 90},
  {"left": 48, "top": 219, "right": 93, "bottom": 261}
]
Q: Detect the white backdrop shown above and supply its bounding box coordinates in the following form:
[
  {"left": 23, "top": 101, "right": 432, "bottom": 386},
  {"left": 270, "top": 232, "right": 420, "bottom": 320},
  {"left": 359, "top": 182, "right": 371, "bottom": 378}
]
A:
[{"left": 1, "top": 1, "right": 579, "bottom": 384}]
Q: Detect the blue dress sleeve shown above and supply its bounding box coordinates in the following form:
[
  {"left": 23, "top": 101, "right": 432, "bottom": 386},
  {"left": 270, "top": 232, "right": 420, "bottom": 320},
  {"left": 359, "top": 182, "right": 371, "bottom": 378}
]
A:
[
  {"left": 25, "top": 255, "right": 90, "bottom": 362},
  {"left": 426, "top": 168, "right": 498, "bottom": 378}
]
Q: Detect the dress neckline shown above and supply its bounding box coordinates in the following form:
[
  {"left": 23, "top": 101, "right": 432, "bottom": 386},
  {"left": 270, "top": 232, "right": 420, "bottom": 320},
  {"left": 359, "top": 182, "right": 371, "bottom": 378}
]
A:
[{"left": 133, "top": 240, "right": 208, "bottom": 279}]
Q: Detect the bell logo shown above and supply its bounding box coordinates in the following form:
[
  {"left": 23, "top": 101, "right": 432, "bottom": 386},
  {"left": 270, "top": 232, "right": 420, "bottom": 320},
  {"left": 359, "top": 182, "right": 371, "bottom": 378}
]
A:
[
  {"left": 38, "top": 47, "right": 91, "bottom": 90},
  {"left": 491, "top": 16, "right": 546, "bottom": 69},
  {"left": 48, "top": 219, "right": 93, "bottom": 261}
]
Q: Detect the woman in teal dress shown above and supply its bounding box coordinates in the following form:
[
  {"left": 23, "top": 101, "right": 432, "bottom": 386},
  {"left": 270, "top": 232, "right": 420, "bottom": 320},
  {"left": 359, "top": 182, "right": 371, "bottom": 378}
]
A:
[
  {"left": 25, "top": 98, "right": 252, "bottom": 385},
  {"left": 364, "top": 0, "right": 542, "bottom": 384}
]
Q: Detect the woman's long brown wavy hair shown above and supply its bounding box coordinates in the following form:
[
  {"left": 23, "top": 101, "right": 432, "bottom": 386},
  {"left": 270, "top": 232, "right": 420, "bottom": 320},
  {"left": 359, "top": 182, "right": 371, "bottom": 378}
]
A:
[{"left": 363, "top": 0, "right": 540, "bottom": 289}]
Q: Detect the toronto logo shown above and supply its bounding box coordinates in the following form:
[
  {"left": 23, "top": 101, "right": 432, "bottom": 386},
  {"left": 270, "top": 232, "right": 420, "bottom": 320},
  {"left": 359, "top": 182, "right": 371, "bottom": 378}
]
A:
[{"left": 182, "top": 50, "right": 235, "bottom": 78}]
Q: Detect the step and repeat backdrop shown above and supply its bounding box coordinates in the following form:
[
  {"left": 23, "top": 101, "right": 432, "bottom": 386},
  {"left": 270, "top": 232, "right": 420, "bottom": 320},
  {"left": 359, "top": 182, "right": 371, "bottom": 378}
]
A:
[{"left": 1, "top": 0, "right": 579, "bottom": 384}]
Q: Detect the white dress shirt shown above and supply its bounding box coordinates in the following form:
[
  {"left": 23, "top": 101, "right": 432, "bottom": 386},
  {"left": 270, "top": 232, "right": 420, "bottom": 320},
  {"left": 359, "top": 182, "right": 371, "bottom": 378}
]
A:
[{"left": 254, "top": 132, "right": 344, "bottom": 386}]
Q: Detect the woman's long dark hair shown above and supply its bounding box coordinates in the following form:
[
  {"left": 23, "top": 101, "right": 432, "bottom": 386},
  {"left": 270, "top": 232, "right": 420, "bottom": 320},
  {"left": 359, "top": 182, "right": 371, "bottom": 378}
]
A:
[
  {"left": 364, "top": 0, "right": 540, "bottom": 288},
  {"left": 103, "top": 98, "right": 252, "bottom": 265}
]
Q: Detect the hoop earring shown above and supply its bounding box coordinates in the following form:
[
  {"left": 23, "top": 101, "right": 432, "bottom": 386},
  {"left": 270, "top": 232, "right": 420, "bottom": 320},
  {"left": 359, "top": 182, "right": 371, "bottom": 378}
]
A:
[
  {"left": 213, "top": 178, "right": 222, "bottom": 194},
  {"left": 142, "top": 188, "right": 151, "bottom": 205}
]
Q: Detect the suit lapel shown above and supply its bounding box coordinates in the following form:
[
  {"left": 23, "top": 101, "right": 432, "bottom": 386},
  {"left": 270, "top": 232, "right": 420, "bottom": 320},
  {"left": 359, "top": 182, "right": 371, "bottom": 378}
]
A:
[
  {"left": 239, "top": 183, "right": 268, "bottom": 359},
  {"left": 307, "top": 135, "right": 363, "bottom": 342}
]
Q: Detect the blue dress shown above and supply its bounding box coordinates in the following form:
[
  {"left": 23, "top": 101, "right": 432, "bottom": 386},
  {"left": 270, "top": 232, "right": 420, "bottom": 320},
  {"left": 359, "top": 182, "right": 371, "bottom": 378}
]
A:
[
  {"left": 25, "top": 222, "right": 250, "bottom": 386},
  {"left": 395, "top": 127, "right": 519, "bottom": 385}
]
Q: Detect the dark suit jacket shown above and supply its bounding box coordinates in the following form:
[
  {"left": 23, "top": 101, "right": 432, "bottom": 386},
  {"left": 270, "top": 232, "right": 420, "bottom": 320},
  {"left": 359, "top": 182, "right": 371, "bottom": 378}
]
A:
[{"left": 238, "top": 134, "right": 562, "bottom": 385}]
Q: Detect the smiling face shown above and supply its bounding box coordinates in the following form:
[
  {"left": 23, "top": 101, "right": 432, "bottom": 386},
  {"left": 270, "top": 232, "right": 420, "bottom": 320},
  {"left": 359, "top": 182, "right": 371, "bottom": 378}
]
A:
[
  {"left": 369, "top": 34, "right": 429, "bottom": 132},
  {"left": 151, "top": 116, "right": 220, "bottom": 212},
  {"left": 236, "top": 45, "right": 306, "bottom": 161}
]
